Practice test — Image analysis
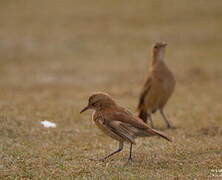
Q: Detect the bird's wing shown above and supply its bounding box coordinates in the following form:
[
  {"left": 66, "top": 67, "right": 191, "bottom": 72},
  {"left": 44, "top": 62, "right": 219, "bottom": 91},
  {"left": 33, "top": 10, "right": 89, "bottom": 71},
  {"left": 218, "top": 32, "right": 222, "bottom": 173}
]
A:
[
  {"left": 107, "top": 121, "right": 137, "bottom": 144},
  {"left": 137, "top": 76, "right": 152, "bottom": 110},
  {"left": 105, "top": 110, "right": 172, "bottom": 142}
]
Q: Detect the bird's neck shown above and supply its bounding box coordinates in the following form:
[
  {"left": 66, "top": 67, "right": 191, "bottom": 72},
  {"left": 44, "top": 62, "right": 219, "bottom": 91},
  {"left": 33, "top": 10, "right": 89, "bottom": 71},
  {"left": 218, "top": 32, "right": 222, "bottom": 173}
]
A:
[{"left": 152, "top": 50, "right": 165, "bottom": 65}]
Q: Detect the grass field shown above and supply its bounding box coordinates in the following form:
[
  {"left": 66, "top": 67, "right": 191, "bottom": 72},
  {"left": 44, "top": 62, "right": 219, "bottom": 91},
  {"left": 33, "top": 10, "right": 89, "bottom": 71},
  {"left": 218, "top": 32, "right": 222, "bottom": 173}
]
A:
[{"left": 0, "top": 0, "right": 222, "bottom": 179}]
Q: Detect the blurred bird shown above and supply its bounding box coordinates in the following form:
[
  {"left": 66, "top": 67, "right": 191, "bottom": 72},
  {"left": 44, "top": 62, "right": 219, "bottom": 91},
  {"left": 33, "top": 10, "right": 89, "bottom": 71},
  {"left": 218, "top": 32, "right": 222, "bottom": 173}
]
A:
[
  {"left": 138, "top": 42, "right": 176, "bottom": 128},
  {"left": 80, "top": 92, "right": 172, "bottom": 161}
]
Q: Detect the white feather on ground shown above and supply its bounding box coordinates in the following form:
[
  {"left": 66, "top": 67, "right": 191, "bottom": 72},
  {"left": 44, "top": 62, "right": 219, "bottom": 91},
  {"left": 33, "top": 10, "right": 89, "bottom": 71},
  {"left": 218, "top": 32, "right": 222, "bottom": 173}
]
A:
[{"left": 40, "top": 120, "right": 57, "bottom": 128}]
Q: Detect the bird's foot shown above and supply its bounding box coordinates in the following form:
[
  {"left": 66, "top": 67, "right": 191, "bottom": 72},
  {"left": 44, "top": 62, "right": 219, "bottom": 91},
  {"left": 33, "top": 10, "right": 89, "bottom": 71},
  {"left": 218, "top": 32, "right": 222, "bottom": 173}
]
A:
[{"left": 123, "top": 157, "right": 133, "bottom": 166}]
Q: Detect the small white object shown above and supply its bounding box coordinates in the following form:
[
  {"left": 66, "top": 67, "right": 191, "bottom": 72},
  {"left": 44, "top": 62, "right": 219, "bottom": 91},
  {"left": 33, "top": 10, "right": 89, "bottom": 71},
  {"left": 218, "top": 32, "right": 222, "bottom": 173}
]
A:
[{"left": 40, "top": 120, "right": 56, "bottom": 128}]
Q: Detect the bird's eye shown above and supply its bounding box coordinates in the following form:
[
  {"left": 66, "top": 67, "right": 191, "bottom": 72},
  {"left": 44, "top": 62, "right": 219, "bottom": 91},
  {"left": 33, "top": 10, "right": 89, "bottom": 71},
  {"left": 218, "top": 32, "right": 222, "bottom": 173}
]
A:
[{"left": 91, "top": 103, "right": 96, "bottom": 106}]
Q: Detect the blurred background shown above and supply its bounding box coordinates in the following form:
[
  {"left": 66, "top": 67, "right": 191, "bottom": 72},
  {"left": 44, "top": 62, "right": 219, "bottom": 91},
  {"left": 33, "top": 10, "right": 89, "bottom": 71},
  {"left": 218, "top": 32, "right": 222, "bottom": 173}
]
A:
[
  {"left": 0, "top": 0, "right": 222, "bottom": 178},
  {"left": 1, "top": 0, "right": 222, "bottom": 90}
]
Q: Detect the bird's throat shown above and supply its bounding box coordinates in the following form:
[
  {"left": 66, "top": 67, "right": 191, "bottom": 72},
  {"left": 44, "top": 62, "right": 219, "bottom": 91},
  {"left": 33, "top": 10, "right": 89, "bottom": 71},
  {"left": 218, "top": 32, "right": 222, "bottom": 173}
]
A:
[{"left": 152, "top": 51, "right": 165, "bottom": 65}]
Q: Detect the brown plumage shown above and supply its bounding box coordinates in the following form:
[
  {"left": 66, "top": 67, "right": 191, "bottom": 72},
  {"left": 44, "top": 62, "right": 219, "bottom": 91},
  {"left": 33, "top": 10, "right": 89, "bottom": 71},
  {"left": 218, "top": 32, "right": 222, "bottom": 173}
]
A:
[
  {"left": 80, "top": 92, "right": 172, "bottom": 161},
  {"left": 138, "top": 42, "right": 176, "bottom": 128}
]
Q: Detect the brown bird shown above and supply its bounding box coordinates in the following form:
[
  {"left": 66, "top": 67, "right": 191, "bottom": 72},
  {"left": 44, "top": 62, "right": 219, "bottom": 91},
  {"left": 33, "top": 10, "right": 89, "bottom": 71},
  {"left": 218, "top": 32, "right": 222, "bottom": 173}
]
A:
[
  {"left": 138, "top": 42, "right": 176, "bottom": 128},
  {"left": 80, "top": 92, "right": 172, "bottom": 161}
]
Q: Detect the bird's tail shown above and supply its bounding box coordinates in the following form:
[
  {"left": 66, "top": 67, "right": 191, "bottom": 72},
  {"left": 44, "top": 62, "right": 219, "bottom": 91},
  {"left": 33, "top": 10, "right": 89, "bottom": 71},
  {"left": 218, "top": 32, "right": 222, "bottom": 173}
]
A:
[
  {"left": 145, "top": 127, "right": 172, "bottom": 142},
  {"left": 138, "top": 109, "right": 148, "bottom": 123}
]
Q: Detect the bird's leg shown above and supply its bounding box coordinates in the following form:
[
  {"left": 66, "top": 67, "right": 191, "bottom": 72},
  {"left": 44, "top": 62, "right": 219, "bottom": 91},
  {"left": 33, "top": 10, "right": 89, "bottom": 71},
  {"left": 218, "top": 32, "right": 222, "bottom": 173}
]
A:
[
  {"left": 128, "top": 143, "right": 133, "bottom": 161},
  {"left": 160, "top": 109, "right": 173, "bottom": 128},
  {"left": 99, "top": 142, "right": 124, "bottom": 161},
  {"left": 147, "top": 114, "right": 154, "bottom": 128}
]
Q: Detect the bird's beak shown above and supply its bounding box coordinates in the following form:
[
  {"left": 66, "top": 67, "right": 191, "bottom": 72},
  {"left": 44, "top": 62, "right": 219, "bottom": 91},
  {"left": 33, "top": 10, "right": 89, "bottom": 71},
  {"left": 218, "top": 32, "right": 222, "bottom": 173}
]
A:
[{"left": 80, "top": 106, "right": 89, "bottom": 113}]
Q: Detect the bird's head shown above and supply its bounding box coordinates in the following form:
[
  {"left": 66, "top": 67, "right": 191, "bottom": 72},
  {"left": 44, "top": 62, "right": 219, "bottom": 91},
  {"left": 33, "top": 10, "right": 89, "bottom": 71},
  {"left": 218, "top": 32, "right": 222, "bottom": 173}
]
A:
[
  {"left": 80, "top": 92, "right": 116, "bottom": 113},
  {"left": 152, "top": 42, "right": 167, "bottom": 61},
  {"left": 153, "top": 42, "right": 167, "bottom": 51}
]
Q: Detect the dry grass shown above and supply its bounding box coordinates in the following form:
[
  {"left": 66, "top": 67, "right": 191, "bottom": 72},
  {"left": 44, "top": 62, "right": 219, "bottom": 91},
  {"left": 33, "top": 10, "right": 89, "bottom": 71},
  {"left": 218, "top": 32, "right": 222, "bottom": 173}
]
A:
[{"left": 0, "top": 0, "right": 222, "bottom": 179}]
